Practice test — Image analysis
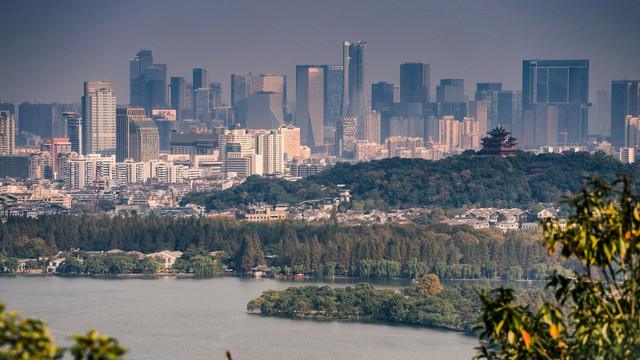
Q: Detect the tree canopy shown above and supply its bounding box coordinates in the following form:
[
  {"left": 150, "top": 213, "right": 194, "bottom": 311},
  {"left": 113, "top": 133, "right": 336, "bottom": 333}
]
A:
[{"left": 476, "top": 176, "right": 640, "bottom": 359}]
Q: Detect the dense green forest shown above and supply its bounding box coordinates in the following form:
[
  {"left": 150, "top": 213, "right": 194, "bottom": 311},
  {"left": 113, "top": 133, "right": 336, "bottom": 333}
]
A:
[
  {"left": 246, "top": 280, "right": 554, "bottom": 332},
  {"left": 0, "top": 216, "right": 571, "bottom": 279},
  {"left": 182, "top": 151, "right": 636, "bottom": 210}
]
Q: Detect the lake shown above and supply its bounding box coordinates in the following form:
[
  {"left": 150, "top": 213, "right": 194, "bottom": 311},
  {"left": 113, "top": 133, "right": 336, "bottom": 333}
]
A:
[{"left": 0, "top": 276, "right": 478, "bottom": 359}]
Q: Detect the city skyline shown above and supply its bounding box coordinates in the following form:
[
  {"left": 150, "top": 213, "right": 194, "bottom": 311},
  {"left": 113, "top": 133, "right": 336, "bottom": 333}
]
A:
[{"left": 1, "top": 0, "right": 639, "bottom": 105}]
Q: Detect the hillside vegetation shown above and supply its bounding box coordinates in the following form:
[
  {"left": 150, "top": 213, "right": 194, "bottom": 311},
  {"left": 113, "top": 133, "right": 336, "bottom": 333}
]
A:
[{"left": 182, "top": 151, "right": 635, "bottom": 210}]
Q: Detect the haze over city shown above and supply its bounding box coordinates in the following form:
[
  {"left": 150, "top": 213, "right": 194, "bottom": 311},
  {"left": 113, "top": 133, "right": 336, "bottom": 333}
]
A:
[{"left": 1, "top": 0, "right": 639, "bottom": 104}]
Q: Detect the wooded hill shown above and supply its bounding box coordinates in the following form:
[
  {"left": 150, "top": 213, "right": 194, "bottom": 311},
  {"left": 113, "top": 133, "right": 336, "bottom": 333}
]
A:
[{"left": 182, "top": 151, "right": 636, "bottom": 211}]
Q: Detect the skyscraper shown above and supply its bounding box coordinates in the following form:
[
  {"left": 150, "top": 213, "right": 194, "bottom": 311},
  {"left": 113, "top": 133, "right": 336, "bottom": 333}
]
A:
[
  {"left": 246, "top": 92, "right": 284, "bottom": 130},
  {"left": 193, "top": 69, "right": 209, "bottom": 122},
  {"left": 436, "top": 79, "right": 464, "bottom": 103},
  {"left": 63, "top": 112, "right": 82, "bottom": 154},
  {"left": 193, "top": 68, "right": 208, "bottom": 90},
  {"left": 400, "top": 62, "right": 430, "bottom": 104},
  {"left": 611, "top": 80, "right": 640, "bottom": 146},
  {"left": 336, "top": 116, "right": 357, "bottom": 158},
  {"left": 251, "top": 74, "right": 287, "bottom": 117},
  {"left": 295, "top": 65, "right": 325, "bottom": 150},
  {"left": 129, "top": 50, "right": 167, "bottom": 113},
  {"left": 371, "top": 82, "right": 395, "bottom": 108},
  {"left": 17, "top": 103, "right": 56, "bottom": 138},
  {"left": 0, "top": 111, "right": 15, "bottom": 155},
  {"left": 256, "top": 130, "right": 284, "bottom": 175},
  {"left": 342, "top": 41, "right": 367, "bottom": 117},
  {"left": 170, "top": 77, "right": 186, "bottom": 121},
  {"left": 82, "top": 81, "right": 116, "bottom": 156},
  {"left": 522, "top": 60, "right": 589, "bottom": 145},
  {"left": 231, "top": 73, "right": 252, "bottom": 127},
  {"left": 322, "top": 65, "right": 343, "bottom": 140},
  {"left": 209, "top": 83, "right": 223, "bottom": 109},
  {"left": 116, "top": 107, "right": 146, "bottom": 162},
  {"left": 474, "top": 83, "right": 521, "bottom": 130}
]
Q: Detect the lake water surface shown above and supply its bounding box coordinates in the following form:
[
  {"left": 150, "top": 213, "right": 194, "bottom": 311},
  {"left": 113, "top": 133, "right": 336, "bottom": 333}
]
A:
[{"left": 0, "top": 276, "right": 478, "bottom": 359}]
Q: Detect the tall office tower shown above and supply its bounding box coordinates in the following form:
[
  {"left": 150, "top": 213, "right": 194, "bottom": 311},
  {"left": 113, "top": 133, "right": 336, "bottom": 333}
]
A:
[
  {"left": 475, "top": 83, "right": 501, "bottom": 129},
  {"left": 371, "top": 82, "right": 394, "bottom": 108},
  {"left": 342, "top": 41, "right": 367, "bottom": 117},
  {"left": 82, "top": 81, "right": 116, "bottom": 156},
  {"left": 193, "top": 68, "right": 208, "bottom": 90},
  {"left": 400, "top": 62, "right": 430, "bottom": 104},
  {"left": 522, "top": 105, "right": 559, "bottom": 148},
  {"left": 323, "top": 65, "right": 343, "bottom": 124},
  {"left": 251, "top": 74, "right": 287, "bottom": 116},
  {"left": 128, "top": 119, "right": 159, "bottom": 162},
  {"left": 359, "top": 109, "right": 381, "bottom": 143},
  {"left": 17, "top": 103, "right": 56, "bottom": 138},
  {"left": 295, "top": 65, "right": 325, "bottom": 150},
  {"left": 256, "top": 130, "right": 284, "bottom": 175},
  {"left": 436, "top": 79, "right": 464, "bottom": 103},
  {"left": 278, "top": 124, "right": 301, "bottom": 161},
  {"left": 209, "top": 83, "right": 223, "bottom": 109},
  {"left": 246, "top": 92, "right": 284, "bottom": 129},
  {"left": 192, "top": 68, "right": 209, "bottom": 122},
  {"left": 116, "top": 107, "right": 146, "bottom": 162},
  {"left": 336, "top": 116, "right": 358, "bottom": 158},
  {"left": 497, "top": 90, "right": 521, "bottom": 130},
  {"left": 0, "top": 101, "right": 15, "bottom": 115},
  {"left": 611, "top": 80, "right": 640, "bottom": 146},
  {"left": 522, "top": 60, "right": 589, "bottom": 145},
  {"left": 170, "top": 77, "right": 186, "bottom": 121},
  {"left": 194, "top": 88, "right": 210, "bottom": 122},
  {"left": 63, "top": 112, "right": 82, "bottom": 154},
  {"left": 231, "top": 73, "right": 252, "bottom": 127},
  {"left": 0, "top": 111, "right": 15, "bottom": 155},
  {"left": 130, "top": 50, "right": 152, "bottom": 106},
  {"left": 468, "top": 101, "right": 488, "bottom": 135},
  {"left": 591, "top": 90, "right": 611, "bottom": 137},
  {"left": 56, "top": 103, "right": 81, "bottom": 138},
  {"left": 129, "top": 50, "right": 167, "bottom": 113},
  {"left": 151, "top": 109, "right": 178, "bottom": 152}
]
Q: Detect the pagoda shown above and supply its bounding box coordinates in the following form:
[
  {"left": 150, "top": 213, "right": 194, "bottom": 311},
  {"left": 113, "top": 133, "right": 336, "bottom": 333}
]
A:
[{"left": 477, "top": 126, "right": 517, "bottom": 157}]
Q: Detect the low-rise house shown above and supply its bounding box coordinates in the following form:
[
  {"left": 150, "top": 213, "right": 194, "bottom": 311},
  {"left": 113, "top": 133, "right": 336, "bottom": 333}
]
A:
[
  {"left": 47, "top": 258, "right": 65, "bottom": 273},
  {"left": 145, "top": 250, "right": 183, "bottom": 269},
  {"left": 250, "top": 265, "right": 271, "bottom": 277}
]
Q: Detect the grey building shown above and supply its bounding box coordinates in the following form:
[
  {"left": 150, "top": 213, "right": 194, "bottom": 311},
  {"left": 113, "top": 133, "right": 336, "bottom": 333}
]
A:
[
  {"left": 63, "top": 112, "right": 82, "bottom": 154},
  {"left": 17, "top": 103, "right": 57, "bottom": 138},
  {"left": 611, "top": 80, "right": 640, "bottom": 146},
  {"left": 116, "top": 107, "right": 159, "bottom": 162},
  {"left": 400, "top": 62, "right": 430, "bottom": 104},
  {"left": 436, "top": 79, "right": 464, "bottom": 103},
  {"left": 323, "top": 65, "right": 343, "bottom": 141},
  {"left": 371, "top": 82, "right": 394, "bottom": 108},
  {"left": 170, "top": 77, "right": 186, "bottom": 121}
]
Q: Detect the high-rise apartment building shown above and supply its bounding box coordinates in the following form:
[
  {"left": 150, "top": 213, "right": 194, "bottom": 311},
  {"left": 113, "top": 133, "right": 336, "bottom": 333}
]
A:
[
  {"left": 170, "top": 77, "right": 186, "bottom": 121},
  {"left": 295, "top": 65, "right": 325, "bottom": 150},
  {"left": 468, "top": 101, "right": 488, "bottom": 135},
  {"left": 231, "top": 73, "right": 252, "bottom": 127},
  {"left": 342, "top": 41, "right": 367, "bottom": 117},
  {"left": 130, "top": 50, "right": 167, "bottom": 113},
  {"left": 371, "top": 82, "right": 394, "bottom": 108},
  {"left": 522, "top": 60, "right": 589, "bottom": 145},
  {"left": 436, "top": 79, "right": 464, "bottom": 103},
  {"left": 82, "top": 81, "right": 116, "bottom": 156},
  {"left": 359, "top": 109, "right": 381, "bottom": 143},
  {"left": 611, "top": 80, "right": 640, "bottom": 147},
  {"left": 0, "top": 111, "right": 15, "bottom": 155},
  {"left": 278, "top": 124, "right": 301, "bottom": 161},
  {"left": 256, "top": 130, "right": 284, "bottom": 175},
  {"left": 400, "top": 62, "right": 430, "bottom": 104},
  {"left": 40, "top": 138, "right": 71, "bottom": 176}
]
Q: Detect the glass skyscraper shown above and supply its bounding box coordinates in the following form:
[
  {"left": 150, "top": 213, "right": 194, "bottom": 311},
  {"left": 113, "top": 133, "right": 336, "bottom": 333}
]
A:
[
  {"left": 231, "top": 73, "right": 252, "bottom": 127},
  {"left": 611, "top": 80, "right": 640, "bottom": 146},
  {"left": 295, "top": 65, "right": 325, "bottom": 150},
  {"left": 522, "top": 59, "right": 589, "bottom": 146},
  {"left": 400, "top": 62, "right": 430, "bottom": 104},
  {"left": 129, "top": 50, "right": 167, "bottom": 114},
  {"left": 342, "top": 41, "right": 366, "bottom": 117}
]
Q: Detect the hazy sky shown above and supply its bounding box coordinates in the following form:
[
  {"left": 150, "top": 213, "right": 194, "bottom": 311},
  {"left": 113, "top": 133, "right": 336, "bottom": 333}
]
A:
[{"left": 1, "top": 0, "right": 639, "bottom": 105}]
